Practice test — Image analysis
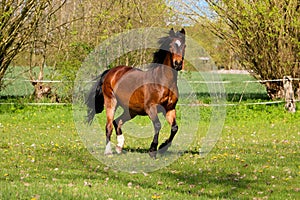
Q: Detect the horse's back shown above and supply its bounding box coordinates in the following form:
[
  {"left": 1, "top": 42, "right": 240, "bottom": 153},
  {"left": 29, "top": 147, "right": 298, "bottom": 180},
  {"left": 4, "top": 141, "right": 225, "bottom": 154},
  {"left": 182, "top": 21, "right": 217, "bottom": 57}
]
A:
[{"left": 102, "top": 65, "right": 144, "bottom": 102}]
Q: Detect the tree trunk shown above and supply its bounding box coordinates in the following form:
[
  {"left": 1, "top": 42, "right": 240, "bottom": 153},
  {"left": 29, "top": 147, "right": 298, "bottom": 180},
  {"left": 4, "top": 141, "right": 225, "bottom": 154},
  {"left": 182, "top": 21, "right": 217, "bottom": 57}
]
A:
[
  {"left": 297, "top": 82, "right": 300, "bottom": 100},
  {"left": 31, "top": 81, "right": 59, "bottom": 102},
  {"left": 0, "top": 61, "right": 9, "bottom": 90},
  {"left": 32, "top": 82, "right": 52, "bottom": 100},
  {"left": 265, "top": 79, "right": 300, "bottom": 101},
  {"left": 283, "top": 76, "right": 296, "bottom": 112}
]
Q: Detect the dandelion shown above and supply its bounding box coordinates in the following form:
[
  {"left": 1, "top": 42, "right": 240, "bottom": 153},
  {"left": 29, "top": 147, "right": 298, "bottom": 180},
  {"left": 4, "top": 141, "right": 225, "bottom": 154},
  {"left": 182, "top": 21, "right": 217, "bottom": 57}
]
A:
[{"left": 152, "top": 194, "right": 161, "bottom": 199}]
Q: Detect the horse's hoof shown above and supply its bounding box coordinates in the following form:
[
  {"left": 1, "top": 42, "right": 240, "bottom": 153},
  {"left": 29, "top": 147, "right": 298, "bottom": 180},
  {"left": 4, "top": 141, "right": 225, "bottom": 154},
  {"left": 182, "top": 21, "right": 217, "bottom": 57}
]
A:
[
  {"left": 116, "top": 146, "right": 122, "bottom": 154},
  {"left": 104, "top": 150, "right": 113, "bottom": 156},
  {"left": 149, "top": 150, "right": 157, "bottom": 159},
  {"left": 158, "top": 142, "right": 171, "bottom": 154},
  {"left": 105, "top": 142, "right": 113, "bottom": 156}
]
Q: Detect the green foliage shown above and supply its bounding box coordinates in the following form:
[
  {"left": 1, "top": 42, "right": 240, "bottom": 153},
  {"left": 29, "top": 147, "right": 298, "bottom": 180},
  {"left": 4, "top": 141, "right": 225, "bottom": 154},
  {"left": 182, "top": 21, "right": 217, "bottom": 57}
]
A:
[
  {"left": 50, "top": 0, "right": 174, "bottom": 101},
  {"left": 186, "top": 24, "right": 229, "bottom": 69},
  {"left": 2, "top": 0, "right": 174, "bottom": 101},
  {"left": 54, "top": 42, "right": 94, "bottom": 101}
]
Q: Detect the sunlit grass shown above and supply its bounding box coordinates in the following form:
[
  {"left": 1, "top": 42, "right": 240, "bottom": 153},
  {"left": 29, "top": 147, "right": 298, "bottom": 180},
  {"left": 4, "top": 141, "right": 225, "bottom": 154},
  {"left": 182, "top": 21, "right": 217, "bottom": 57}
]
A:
[{"left": 0, "top": 104, "right": 299, "bottom": 199}]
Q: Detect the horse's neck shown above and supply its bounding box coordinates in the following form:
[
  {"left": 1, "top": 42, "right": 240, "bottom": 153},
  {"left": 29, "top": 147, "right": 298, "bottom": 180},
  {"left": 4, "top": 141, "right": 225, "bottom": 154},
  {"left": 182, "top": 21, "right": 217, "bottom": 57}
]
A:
[
  {"left": 151, "top": 56, "right": 178, "bottom": 85},
  {"left": 162, "top": 54, "right": 178, "bottom": 83},
  {"left": 161, "top": 65, "right": 178, "bottom": 84}
]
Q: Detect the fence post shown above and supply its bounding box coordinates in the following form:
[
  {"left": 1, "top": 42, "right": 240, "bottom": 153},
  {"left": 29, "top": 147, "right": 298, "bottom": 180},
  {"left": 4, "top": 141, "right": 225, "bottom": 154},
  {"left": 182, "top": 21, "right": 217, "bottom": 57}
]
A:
[
  {"left": 297, "top": 82, "right": 300, "bottom": 100},
  {"left": 283, "top": 76, "right": 296, "bottom": 113}
]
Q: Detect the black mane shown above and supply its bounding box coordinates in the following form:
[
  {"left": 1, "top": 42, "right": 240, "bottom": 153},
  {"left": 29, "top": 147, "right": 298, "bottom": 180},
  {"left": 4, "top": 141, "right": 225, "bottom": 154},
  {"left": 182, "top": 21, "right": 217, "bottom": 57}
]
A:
[{"left": 152, "top": 35, "right": 172, "bottom": 65}]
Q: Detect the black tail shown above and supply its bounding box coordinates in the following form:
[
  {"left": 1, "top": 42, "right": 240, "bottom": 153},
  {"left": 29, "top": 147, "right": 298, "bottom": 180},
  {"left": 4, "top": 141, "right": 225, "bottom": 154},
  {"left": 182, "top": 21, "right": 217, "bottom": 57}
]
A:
[{"left": 86, "top": 69, "right": 110, "bottom": 124}]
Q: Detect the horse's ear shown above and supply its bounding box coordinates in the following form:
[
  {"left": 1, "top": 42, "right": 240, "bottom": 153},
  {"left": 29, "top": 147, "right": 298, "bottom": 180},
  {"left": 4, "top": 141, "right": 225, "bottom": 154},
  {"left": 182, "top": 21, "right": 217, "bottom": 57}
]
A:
[
  {"left": 169, "top": 28, "right": 175, "bottom": 37},
  {"left": 180, "top": 28, "right": 185, "bottom": 35}
]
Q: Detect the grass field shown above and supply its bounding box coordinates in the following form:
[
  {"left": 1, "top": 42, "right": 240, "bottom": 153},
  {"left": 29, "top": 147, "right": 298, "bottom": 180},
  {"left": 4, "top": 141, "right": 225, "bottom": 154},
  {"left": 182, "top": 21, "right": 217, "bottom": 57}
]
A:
[
  {"left": 0, "top": 72, "right": 299, "bottom": 199},
  {"left": 1, "top": 105, "right": 300, "bottom": 199}
]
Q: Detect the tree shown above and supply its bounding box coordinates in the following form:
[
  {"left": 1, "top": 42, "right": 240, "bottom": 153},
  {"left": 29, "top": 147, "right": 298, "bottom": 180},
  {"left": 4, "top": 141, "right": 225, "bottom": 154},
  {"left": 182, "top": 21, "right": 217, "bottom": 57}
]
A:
[
  {"left": 0, "top": 0, "right": 50, "bottom": 90},
  {"left": 2, "top": 0, "right": 175, "bottom": 101},
  {"left": 45, "top": 0, "right": 173, "bottom": 101},
  {"left": 28, "top": 0, "right": 66, "bottom": 101},
  {"left": 170, "top": 0, "right": 300, "bottom": 99},
  {"left": 185, "top": 21, "right": 232, "bottom": 70}
]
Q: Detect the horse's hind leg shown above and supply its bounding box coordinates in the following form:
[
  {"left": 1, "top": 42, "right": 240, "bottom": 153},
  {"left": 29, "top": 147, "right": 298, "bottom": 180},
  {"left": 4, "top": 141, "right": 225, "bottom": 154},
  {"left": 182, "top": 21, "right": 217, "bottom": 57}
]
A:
[
  {"left": 104, "top": 97, "right": 117, "bottom": 155},
  {"left": 159, "top": 109, "right": 178, "bottom": 153},
  {"left": 113, "top": 111, "right": 134, "bottom": 154}
]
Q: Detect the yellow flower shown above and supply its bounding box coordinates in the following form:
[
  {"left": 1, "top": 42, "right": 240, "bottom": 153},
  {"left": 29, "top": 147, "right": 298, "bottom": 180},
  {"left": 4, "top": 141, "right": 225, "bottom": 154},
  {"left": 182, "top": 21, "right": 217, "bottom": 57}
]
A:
[{"left": 152, "top": 194, "right": 161, "bottom": 199}]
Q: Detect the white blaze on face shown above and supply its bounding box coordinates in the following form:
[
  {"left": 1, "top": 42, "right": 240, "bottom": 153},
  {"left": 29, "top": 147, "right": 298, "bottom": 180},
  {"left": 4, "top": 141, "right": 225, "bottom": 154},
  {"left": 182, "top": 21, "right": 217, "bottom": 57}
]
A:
[{"left": 175, "top": 40, "right": 181, "bottom": 47}]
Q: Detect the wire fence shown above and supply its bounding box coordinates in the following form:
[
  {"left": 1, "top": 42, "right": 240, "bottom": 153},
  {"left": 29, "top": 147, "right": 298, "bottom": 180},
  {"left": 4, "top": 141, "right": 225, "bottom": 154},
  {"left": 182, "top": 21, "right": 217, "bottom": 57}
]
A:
[
  {"left": 1, "top": 76, "right": 299, "bottom": 107},
  {"left": 3, "top": 77, "right": 300, "bottom": 83}
]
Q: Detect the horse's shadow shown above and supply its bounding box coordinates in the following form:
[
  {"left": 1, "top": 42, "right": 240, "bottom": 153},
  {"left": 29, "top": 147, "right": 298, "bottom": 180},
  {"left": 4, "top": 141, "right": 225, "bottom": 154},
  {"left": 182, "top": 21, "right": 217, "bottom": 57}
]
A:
[{"left": 122, "top": 146, "right": 202, "bottom": 156}]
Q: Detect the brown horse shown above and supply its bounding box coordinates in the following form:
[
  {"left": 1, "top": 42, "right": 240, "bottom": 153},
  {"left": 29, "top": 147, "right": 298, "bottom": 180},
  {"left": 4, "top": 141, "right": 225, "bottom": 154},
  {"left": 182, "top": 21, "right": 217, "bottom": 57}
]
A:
[{"left": 86, "top": 28, "right": 186, "bottom": 158}]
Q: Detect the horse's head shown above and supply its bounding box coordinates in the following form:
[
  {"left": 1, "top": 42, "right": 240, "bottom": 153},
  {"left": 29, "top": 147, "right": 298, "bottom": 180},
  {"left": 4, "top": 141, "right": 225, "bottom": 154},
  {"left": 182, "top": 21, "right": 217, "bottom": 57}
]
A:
[{"left": 169, "top": 28, "right": 186, "bottom": 71}]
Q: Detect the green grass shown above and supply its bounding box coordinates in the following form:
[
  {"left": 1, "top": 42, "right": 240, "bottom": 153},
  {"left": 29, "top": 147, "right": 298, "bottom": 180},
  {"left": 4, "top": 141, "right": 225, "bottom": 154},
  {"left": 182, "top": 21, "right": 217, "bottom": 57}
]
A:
[{"left": 0, "top": 104, "right": 299, "bottom": 199}]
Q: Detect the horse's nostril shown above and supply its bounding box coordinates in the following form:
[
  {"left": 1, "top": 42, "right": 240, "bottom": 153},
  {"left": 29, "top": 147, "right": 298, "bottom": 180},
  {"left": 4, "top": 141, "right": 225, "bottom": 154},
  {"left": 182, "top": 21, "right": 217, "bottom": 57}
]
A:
[
  {"left": 175, "top": 60, "right": 182, "bottom": 66},
  {"left": 173, "top": 60, "right": 183, "bottom": 71}
]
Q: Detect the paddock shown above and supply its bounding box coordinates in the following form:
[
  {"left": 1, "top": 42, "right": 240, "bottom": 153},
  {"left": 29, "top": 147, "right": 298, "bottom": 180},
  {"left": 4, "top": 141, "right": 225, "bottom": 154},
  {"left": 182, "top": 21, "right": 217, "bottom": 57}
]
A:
[{"left": 1, "top": 71, "right": 299, "bottom": 199}]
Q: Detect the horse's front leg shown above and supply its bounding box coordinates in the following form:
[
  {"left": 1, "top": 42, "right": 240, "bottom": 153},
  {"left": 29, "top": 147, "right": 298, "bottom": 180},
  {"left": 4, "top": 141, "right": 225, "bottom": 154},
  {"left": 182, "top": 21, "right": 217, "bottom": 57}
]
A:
[
  {"left": 159, "top": 109, "right": 178, "bottom": 153},
  {"left": 147, "top": 106, "right": 161, "bottom": 158}
]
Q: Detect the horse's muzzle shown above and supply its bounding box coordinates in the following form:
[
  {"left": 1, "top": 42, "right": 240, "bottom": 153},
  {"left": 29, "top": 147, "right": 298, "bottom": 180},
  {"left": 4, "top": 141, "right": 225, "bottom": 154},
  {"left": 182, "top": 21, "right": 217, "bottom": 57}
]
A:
[{"left": 174, "top": 60, "right": 183, "bottom": 71}]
